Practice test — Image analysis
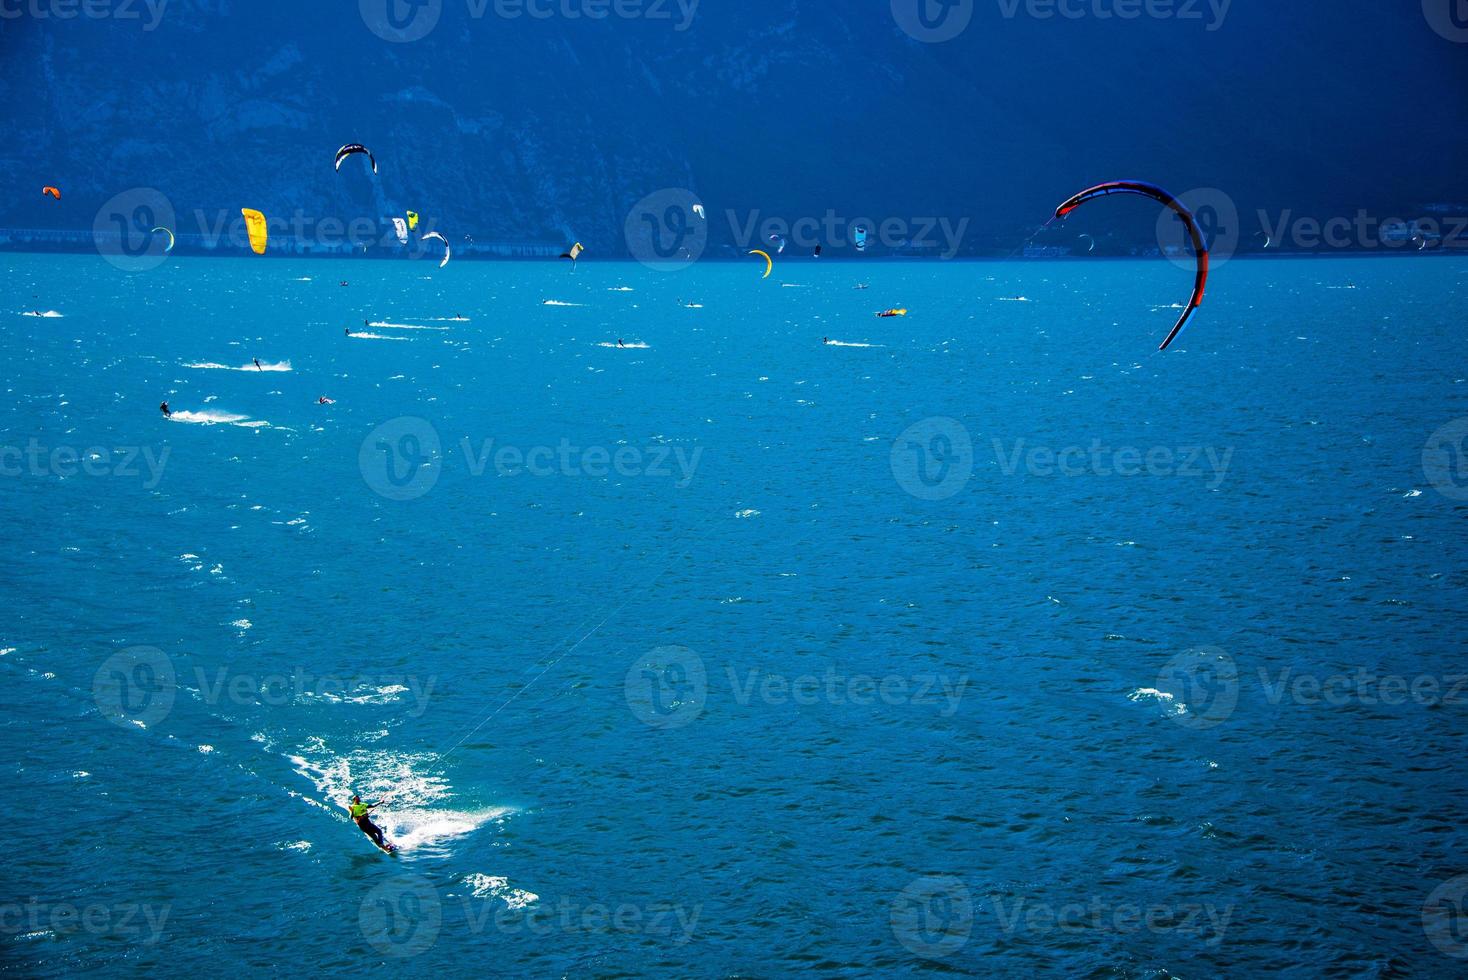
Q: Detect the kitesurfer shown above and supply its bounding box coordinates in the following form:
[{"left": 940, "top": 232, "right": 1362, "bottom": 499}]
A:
[
  {"left": 617, "top": 338, "right": 626, "bottom": 349},
  {"left": 159, "top": 401, "right": 171, "bottom": 417},
  {"left": 254, "top": 358, "right": 262, "bottom": 372},
  {"left": 348, "top": 795, "right": 391, "bottom": 850}
]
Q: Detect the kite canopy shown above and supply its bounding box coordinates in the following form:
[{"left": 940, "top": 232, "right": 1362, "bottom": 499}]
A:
[
  {"left": 406, "top": 211, "right": 419, "bottom": 231},
  {"left": 334, "top": 143, "right": 378, "bottom": 174},
  {"left": 151, "top": 226, "right": 175, "bottom": 252},
  {"left": 749, "top": 249, "right": 773, "bottom": 278},
  {"left": 392, "top": 217, "right": 408, "bottom": 245},
  {"left": 241, "top": 208, "right": 267, "bottom": 255},
  {"left": 561, "top": 242, "right": 584, "bottom": 262},
  {"left": 422, "top": 231, "right": 450, "bottom": 268},
  {"left": 1054, "top": 180, "right": 1209, "bottom": 351},
  {"left": 42, "top": 186, "right": 61, "bottom": 200}
]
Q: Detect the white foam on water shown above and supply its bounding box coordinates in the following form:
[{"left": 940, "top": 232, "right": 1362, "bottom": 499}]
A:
[
  {"left": 287, "top": 744, "right": 508, "bottom": 853},
  {"left": 826, "top": 341, "right": 882, "bottom": 348},
  {"left": 597, "top": 341, "right": 649, "bottom": 348},
  {"left": 463, "top": 873, "right": 539, "bottom": 910},
  {"left": 167, "top": 409, "right": 251, "bottom": 426},
  {"left": 349, "top": 332, "right": 409, "bottom": 341},
  {"left": 543, "top": 300, "right": 583, "bottom": 307},
  {"left": 20, "top": 310, "right": 63, "bottom": 317},
  {"left": 367, "top": 321, "right": 449, "bottom": 331},
  {"left": 183, "top": 360, "right": 293, "bottom": 372}
]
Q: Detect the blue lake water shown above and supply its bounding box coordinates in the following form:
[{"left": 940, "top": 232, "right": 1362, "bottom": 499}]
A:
[{"left": 3, "top": 252, "right": 1467, "bottom": 976}]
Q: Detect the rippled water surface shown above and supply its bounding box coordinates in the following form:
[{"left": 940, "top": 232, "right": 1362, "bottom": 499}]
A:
[{"left": 3, "top": 253, "right": 1467, "bottom": 976}]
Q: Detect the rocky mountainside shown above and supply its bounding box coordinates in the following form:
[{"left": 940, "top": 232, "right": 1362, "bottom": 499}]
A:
[{"left": 1, "top": 1, "right": 1463, "bottom": 254}]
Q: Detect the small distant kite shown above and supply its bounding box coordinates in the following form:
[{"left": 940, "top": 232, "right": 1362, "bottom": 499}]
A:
[
  {"left": 406, "top": 210, "right": 419, "bottom": 231},
  {"left": 813, "top": 245, "right": 823, "bottom": 258},
  {"left": 876, "top": 308, "right": 908, "bottom": 318},
  {"left": 854, "top": 226, "right": 870, "bottom": 252},
  {"left": 749, "top": 249, "right": 773, "bottom": 279},
  {"left": 334, "top": 143, "right": 377, "bottom": 174},
  {"left": 561, "top": 241, "right": 584, "bottom": 269},
  {"left": 42, "top": 186, "right": 61, "bottom": 200},
  {"left": 769, "top": 233, "right": 787, "bottom": 254},
  {"left": 422, "top": 231, "right": 451, "bottom": 268},
  {"left": 241, "top": 208, "right": 268, "bottom": 255},
  {"left": 692, "top": 204, "right": 706, "bottom": 220},
  {"left": 1078, "top": 233, "right": 1096, "bottom": 253},
  {"left": 151, "top": 226, "right": 175, "bottom": 252},
  {"left": 1053, "top": 180, "right": 1209, "bottom": 351},
  {"left": 392, "top": 217, "right": 409, "bottom": 245}
]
